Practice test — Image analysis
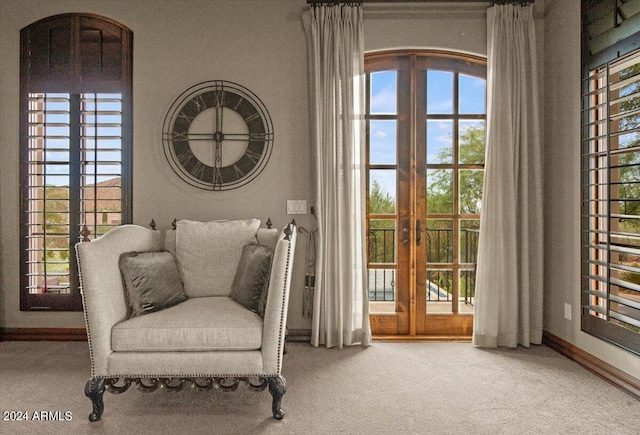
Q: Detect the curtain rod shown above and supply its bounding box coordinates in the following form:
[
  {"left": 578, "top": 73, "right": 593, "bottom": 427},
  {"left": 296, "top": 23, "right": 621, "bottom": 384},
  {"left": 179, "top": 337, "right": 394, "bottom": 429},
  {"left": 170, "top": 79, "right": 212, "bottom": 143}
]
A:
[{"left": 307, "top": 1, "right": 534, "bottom": 4}]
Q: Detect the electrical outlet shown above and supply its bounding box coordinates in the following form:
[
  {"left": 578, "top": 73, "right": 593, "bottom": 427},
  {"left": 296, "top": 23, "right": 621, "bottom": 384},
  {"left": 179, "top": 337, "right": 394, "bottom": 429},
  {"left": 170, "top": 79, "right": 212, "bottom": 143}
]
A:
[{"left": 564, "top": 303, "right": 572, "bottom": 321}]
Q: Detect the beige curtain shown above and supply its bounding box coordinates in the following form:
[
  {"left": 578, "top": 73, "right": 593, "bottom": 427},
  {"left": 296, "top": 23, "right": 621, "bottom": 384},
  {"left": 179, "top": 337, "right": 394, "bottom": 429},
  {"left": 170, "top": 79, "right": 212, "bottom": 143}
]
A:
[
  {"left": 473, "top": 4, "right": 543, "bottom": 348},
  {"left": 302, "top": 5, "right": 371, "bottom": 348}
]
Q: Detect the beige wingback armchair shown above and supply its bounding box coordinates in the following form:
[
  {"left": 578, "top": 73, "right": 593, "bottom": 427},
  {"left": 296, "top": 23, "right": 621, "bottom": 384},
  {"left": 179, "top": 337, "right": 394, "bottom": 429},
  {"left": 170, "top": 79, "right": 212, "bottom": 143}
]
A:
[{"left": 75, "top": 219, "right": 296, "bottom": 421}]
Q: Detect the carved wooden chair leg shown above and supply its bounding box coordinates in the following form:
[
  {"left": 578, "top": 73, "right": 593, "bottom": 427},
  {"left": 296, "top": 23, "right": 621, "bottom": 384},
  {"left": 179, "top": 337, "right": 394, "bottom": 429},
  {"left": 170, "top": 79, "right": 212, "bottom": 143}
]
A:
[
  {"left": 84, "top": 377, "right": 105, "bottom": 422},
  {"left": 267, "top": 375, "right": 286, "bottom": 420}
]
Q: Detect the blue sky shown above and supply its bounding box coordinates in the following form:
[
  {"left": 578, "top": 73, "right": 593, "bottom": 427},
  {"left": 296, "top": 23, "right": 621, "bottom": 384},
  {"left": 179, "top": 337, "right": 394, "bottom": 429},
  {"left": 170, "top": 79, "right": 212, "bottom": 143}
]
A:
[
  {"left": 35, "top": 94, "right": 123, "bottom": 186},
  {"left": 369, "top": 70, "right": 486, "bottom": 203}
]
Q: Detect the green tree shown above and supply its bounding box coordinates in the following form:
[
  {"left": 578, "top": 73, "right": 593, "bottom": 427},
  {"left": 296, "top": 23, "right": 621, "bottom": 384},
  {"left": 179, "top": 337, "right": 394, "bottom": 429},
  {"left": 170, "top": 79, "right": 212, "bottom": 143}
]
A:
[
  {"left": 369, "top": 180, "right": 396, "bottom": 262},
  {"left": 614, "top": 64, "right": 640, "bottom": 287},
  {"left": 369, "top": 179, "right": 395, "bottom": 215},
  {"left": 617, "top": 63, "right": 640, "bottom": 233},
  {"left": 427, "top": 126, "right": 485, "bottom": 215},
  {"left": 43, "top": 185, "right": 70, "bottom": 262}
]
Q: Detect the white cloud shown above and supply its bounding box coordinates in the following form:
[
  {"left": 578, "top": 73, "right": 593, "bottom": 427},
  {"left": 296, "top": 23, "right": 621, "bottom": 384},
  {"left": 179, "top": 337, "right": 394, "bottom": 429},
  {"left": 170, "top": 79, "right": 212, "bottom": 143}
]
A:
[
  {"left": 374, "top": 130, "right": 387, "bottom": 138},
  {"left": 370, "top": 88, "right": 396, "bottom": 114}
]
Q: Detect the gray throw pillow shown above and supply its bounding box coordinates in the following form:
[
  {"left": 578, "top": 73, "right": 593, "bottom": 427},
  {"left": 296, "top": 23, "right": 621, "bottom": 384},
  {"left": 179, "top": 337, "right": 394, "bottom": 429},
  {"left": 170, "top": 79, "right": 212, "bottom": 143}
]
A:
[
  {"left": 119, "top": 251, "right": 187, "bottom": 318},
  {"left": 230, "top": 244, "right": 272, "bottom": 318}
]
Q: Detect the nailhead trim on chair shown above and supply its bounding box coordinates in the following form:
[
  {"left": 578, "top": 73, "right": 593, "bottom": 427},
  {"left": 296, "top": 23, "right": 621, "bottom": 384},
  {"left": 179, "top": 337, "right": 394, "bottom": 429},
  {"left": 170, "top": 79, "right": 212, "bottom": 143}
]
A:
[
  {"left": 76, "top": 242, "right": 99, "bottom": 378},
  {"left": 276, "top": 222, "right": 295, "bottom": 373},
  {"left": 97, "top": 372, "right": 280, "bottom": 379}
]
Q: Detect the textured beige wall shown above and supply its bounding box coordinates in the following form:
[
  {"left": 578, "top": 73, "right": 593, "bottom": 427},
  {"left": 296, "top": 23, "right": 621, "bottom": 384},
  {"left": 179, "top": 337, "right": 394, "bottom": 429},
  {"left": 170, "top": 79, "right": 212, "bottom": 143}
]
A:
[
  {"left": 543, "top": 0, "right": 640, "bottom": 378},
  {"left": 0, "top": 0, "right": 313, "bottom": 329},
  {"left": 363, "top": 3, "right": 488, "bottom": 55}
]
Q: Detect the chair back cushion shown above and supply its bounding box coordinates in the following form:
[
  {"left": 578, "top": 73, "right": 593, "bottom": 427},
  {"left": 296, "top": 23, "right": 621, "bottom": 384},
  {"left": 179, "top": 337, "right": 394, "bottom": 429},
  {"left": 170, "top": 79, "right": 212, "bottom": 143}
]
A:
[
  {"left": 164, "top": 227, "right": 277, "bottom": 256},
  {"left": 175, "top": 219, "right": 260, "bottom": 297}
]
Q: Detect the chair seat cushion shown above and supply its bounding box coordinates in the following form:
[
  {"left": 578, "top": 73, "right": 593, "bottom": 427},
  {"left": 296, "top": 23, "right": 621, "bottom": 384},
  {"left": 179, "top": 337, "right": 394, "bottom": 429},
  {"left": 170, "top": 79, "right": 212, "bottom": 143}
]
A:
[{"left": 111, "top": 297, "right": 263, "bottom": 352}]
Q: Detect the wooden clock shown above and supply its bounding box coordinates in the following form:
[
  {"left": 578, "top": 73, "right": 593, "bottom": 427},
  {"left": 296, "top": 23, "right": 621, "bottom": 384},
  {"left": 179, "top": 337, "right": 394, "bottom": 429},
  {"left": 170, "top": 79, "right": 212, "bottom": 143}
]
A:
[{"left": 162, "top": 80, "right": 273, "bottom": 190}]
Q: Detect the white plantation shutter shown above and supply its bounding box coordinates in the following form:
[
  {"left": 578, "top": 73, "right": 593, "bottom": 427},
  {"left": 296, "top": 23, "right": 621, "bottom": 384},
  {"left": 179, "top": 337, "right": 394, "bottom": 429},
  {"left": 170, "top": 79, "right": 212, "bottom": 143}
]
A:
[{"left": 582, "top": 48, "right": 640, "bottom": 355}]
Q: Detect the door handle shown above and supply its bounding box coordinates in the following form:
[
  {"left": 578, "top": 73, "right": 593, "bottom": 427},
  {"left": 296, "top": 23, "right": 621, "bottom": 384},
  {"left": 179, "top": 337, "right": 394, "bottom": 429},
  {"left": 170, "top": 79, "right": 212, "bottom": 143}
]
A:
[
  {"left": 402, "top": 221, "right": 409, "bottom": 246},
  {"left": 416, "top": 219, "right": 422, "bottom": 246}
]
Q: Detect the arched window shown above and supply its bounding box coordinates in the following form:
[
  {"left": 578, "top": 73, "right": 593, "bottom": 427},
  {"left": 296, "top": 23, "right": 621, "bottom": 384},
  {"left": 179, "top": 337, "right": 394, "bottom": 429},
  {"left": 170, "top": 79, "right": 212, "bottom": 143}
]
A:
[
  {"left": 365, "top": 50, "right": 486, "bottom": 337},
  {"left": 20, "top": 14, "right": 133, "bottom": 311}
]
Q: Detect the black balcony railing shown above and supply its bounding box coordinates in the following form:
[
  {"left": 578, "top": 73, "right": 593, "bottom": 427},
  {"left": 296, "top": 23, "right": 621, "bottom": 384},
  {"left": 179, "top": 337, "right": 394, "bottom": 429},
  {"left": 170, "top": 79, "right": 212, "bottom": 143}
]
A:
[
  {"left": 368, "top": 227, "right": 479, "bottom": 304},
  {"left": 368, "top": 227, "right": 396, "bottom": 264},
  {"left": 368, "top": 227, "right": 396, "bottom": 301}
]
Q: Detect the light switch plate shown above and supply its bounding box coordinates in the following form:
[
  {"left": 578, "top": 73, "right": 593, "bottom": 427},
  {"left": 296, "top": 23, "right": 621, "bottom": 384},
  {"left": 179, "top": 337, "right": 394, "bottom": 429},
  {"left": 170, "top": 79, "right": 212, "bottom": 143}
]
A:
[{"left": 287, "top": 200, "right": 307, "bottom": 215}]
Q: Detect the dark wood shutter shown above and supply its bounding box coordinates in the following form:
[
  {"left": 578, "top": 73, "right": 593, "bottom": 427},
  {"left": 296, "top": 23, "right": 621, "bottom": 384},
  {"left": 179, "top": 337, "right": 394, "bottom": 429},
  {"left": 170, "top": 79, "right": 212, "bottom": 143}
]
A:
[
  {"left": 19, "top": 14, "right": 132, "bottom": 311},
  {"left": 21, "top": 14, "right": 132, "bottom": 94}
]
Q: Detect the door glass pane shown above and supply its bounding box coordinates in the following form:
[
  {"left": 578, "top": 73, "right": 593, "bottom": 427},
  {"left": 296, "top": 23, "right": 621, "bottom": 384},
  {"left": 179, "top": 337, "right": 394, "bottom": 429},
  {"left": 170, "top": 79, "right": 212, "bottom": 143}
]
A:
[
  {"left": 459, "top": 74, "right": 486, "bottom": 114},
  {"left": 460, "top": 219, "right": 480, "bottom": 263},
  {"left": 368, "top": 268, "right": 396, "bottom": 302},
  {"left": 459, "top": 120, "right": 485, "bottom": 164},
  {"left": 427, "top": 71, "right": 453, "bottom": 114},
  {"left": 370, "top": 170, "right": 396, "bottom": 214},
  {"left": 427, "top": 120, "right": 453, "bottom": 164},
  {"left": 427, "top": 169, "right": 453, "bottom": 213},
  {"left": 459, "top": 269, "right": 476, "bottom": 314},
  {"left": 369, "top": 268, "right": 396, "bottom": 314},
  {"left": 426, "top": 269, "right": 453, "bottom": 313},
  {"left": 459, "top": 170, "right": 483, "bottom": 214},
  {"left": 426, "top": 219, "right": 453, "bottom": 263},
  {"left": 370, "top": 71, "right": 397, "bottom": 115},
  {"left": 370, "top": 120, "right": 397, "bottom": 164},
  {"left": 369, "top": 219, "right": 396, "bottom": 264}
]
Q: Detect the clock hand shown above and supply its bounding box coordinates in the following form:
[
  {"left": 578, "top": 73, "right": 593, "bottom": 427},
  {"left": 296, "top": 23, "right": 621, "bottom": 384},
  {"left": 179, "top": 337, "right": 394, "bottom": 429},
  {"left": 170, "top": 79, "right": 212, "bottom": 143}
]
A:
[
  {"left": 213, "top": 89, "right": 224, "bottom": 190},
  {"left": 222, "top": 133, "right": 270, "bottom": 141}
]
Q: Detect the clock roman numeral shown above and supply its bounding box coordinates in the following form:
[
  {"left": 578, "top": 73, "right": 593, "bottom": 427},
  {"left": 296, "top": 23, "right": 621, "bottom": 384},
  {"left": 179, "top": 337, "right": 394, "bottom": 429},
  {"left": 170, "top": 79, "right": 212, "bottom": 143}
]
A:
[
  {"left": 176, "top": 148, "right": 194, "bottom": 165},
  {"left": 215, "top": 90, "right": 226, "bottom": 107},
  {"left": 248, "top": 133, "right": 272, "bottom": 141},
  {"left": 232, "top": 96, "right": 244, "bottom": 111},
  {"left": 245, "top": 149, "right": 262, "bottom": 164},
  {"left": 212, "top": 167, "right": 223, "bottom": 190},
  {"left": 192, "top": 94, "right": 208, "bottom": 111},
  {"left": 191, "top": 161, "right": 206, "bottom": 180},
  {"left": 233, "top": 164, "right": 245, "bottom": 179},
  {"left": 244, "top": 111, "right": 261, "bottom": 123},
  {"left": 177, "top": 111, "right": 194, "bottom": 123},
  {"left": 172, "top": 131, "right": 188, "bottom": 141}
]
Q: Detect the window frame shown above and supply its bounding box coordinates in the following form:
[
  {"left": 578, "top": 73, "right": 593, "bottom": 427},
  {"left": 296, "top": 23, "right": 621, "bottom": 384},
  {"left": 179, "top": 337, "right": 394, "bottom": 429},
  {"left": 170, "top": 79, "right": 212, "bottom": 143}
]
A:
[
  {"left": 19, "top": 13, "right": 133, "bottom": 311},
  {"left": 581, "top": 48, "right": 640, "bottom": 355},
  {"left": 581, "top": 0, "right": 640, "bottom": 354}
]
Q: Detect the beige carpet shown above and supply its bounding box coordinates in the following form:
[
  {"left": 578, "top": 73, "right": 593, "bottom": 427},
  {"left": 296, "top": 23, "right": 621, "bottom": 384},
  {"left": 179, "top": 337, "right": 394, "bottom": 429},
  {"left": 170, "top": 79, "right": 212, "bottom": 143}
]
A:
[{"left": 0, "top": 341, "right": 638, "bottom": 434}]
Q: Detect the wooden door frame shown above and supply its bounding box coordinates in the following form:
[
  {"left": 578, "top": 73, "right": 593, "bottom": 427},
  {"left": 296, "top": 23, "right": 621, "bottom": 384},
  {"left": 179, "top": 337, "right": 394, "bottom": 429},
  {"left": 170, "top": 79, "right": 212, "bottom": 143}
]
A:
[
  {"left": 366, "top": 50, "right": 486, "bottom": 338},
  {"left": 366, "top": 53, "right": 411, "bottom": 336}
]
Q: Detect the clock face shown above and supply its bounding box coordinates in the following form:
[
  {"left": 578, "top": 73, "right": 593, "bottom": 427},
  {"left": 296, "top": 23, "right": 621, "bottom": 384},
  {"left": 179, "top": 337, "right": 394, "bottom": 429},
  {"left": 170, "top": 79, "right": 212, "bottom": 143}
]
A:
[{"left": 162, "top": 80, "right": 273, "bottom": 190}]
